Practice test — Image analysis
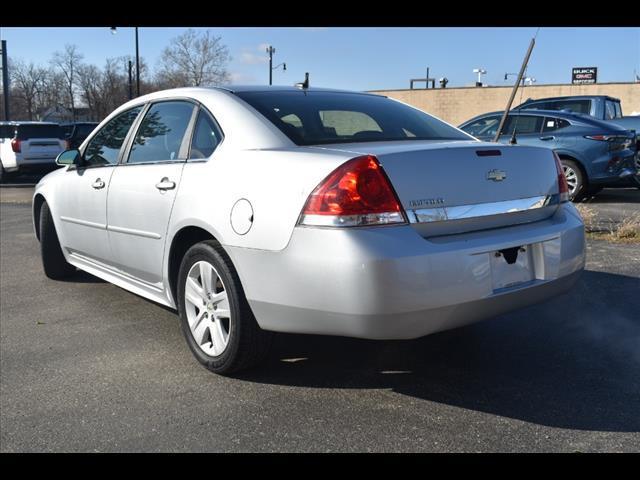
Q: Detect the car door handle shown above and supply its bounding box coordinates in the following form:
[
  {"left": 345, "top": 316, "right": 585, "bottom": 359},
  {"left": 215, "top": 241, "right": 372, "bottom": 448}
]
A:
[
  {"left": 539, "top": 136, "right": 555, "bottom": 141},
  {"left": 155, "top": 178, "right": 176, "bottom": 191},
  {"left": 92, "top": 178, "right": 105, "bottom": 189}
]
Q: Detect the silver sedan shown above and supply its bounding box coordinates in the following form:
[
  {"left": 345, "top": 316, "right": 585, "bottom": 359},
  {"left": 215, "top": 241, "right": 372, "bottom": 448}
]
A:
[{"left": 33, "top": 86, "right": 586, "bottom": 374}]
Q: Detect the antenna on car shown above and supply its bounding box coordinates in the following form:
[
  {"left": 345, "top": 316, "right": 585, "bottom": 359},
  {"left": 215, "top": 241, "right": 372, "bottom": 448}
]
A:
[
  {"left": 493, "top": 29, "right": 539, "bottom": 144},
  {"left": 295, "top": 72, "right": 309, "bottom": 90}
]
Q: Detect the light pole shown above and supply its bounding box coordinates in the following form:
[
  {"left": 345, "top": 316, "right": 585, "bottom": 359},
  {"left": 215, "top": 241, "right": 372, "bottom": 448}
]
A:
[
  {"left": 266, "top": 45, "right": 286, "bottom": 86},
  {"left": 473, "top": 68, "right": 487, "bottom": 87},
  {"left": 111, "top": 27, "right": 140, "bottom": 97}
]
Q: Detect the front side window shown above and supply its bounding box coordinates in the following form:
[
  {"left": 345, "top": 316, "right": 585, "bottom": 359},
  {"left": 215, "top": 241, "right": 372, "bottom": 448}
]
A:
[
  {"left": 235, "top": 91, "right": 471, "bottom": 146},
  {"left": 503, "top": 115, "right": 543, "bottom": 135},
  {"left": 84, "top": 107, "right": 142, "bottom": 166},
  {"left": 460, "top": 116, "right": 502, "bottom": 138},
  {"left": 188, "top": 110, "right": 222, "bottom": 160},
  {"left": 128, "top": 101, "right": 195, "bottom": 164}
]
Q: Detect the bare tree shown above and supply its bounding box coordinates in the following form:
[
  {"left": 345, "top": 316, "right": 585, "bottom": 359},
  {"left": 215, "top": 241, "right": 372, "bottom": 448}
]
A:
[
  {"left": 51, "top": 44, "right": 83, "bottom": 121},
  {"left": 9, "top": 59, "right": 49, "bottom": 120},
  {"left": 156, "top": 29, "right": 230, "bottom": 88},
  {"left": 77, "top": 64, "right": 104, "bottom": 121}
]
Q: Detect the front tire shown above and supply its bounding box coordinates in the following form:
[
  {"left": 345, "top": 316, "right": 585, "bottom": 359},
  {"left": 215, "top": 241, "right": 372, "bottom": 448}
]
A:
[
  {"left": 39, "top": 201, "right": 76, "bottom": 279},
  {"left": 561, "top": 159, "right": 587, "bottom": 202},
  {"left": 177, "top": 240, "right": 273, "bottom": 375}
]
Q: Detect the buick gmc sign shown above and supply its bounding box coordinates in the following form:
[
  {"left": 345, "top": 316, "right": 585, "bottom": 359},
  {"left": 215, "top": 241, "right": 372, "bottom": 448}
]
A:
[{"left": 572, "top": 67, "right": 597, "bottom": 85}]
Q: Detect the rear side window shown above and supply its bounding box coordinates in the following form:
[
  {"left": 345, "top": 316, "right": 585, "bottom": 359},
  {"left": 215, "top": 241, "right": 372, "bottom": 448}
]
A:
[
  {"left": 128, "top": 101, "right": 195, "bottom": 164},
  {"left": 543, "top": 117, "right": 571, "bottom": 132},
  {"left": 605, "top": 100, "right": 622, "bottom": 120},
  {"left": 188, "top": 110, "right": 222, "bottom": 160},
  {"left": 235, "top": 91, "right": 471, "bottom": 146},
  {"left": 84, "top": 106, "right": 143, "bottom": 166},
  {"left": 16, "top": 124, "right": 64, "bottom": 140}
]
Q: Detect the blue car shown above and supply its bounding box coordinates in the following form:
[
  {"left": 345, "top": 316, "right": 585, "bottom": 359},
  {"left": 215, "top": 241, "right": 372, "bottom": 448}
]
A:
[{"left": 459, "top": 109, "right": 637, "bottom": 201}]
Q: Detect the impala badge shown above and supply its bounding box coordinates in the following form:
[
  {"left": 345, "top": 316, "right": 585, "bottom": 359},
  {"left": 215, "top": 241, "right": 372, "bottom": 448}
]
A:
[{"left": 487, "top": 169, "right": 507, "bottom": 182}]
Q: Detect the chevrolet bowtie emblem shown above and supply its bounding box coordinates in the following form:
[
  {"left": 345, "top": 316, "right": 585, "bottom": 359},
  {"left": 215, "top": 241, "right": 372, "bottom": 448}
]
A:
[{"left": 487, "top": 169, "right": 507, "bottom": 181}]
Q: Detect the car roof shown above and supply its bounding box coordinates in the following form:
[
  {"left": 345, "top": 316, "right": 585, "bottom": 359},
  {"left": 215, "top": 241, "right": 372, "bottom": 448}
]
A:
[
  {"left": 0, "top": 121, "right": 60, "bottom": 126},
  {"left": 213, "top": 84, "right": 383, "bottom": 96},
  {"left": 465, "top": 109, "right": 587, "bottom": 121},
  {"left": 522, "top": 95, "right": 620, "bottom": 103}
]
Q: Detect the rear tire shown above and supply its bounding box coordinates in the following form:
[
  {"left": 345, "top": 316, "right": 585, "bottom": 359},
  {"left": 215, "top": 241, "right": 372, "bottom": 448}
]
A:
[
  {"left": 177, "top": 240, "right": 273, "bottom": 375},
  {"left": 561, "top": 159, "right": 587, "bottom": 202},
  {"left": 39, "top": 201, "right": 76, "bottom": 279}
]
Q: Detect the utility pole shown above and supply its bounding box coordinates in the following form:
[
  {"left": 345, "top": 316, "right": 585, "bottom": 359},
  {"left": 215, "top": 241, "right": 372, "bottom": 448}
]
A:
[
  {"left": 111, "top": 27, "right": 141, "bottom": 97},
  {"left": 266, "top": 46, "right": 275, "bottom": 86},
  {"left": 135, "top": 27, "right": 140, "bottom": 96},
  {"left": 127, "top": 60, "right": 133, "bottom": 100},
  {"left": 1, "top": 40, "right": 9, "bottom": 121}
]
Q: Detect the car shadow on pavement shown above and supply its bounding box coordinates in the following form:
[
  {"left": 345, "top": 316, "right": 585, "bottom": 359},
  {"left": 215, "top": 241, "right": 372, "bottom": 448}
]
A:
[
  {"left": 585, "top": 188, "right": 640, "bottom": 204},
  {"left": 239, "top": 270, "right": 640, "bottom": 433},
  {"left": 57, "top": 270, "right": 106, "bottom": 283}
]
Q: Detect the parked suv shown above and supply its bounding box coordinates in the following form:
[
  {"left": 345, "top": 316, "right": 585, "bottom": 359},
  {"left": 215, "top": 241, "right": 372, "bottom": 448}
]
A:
[
  {"left": 459, "top": 109, "right": 637, "bottom": 201},
  {"left": 0, "top": 122, "right": 67, "bottom": 182},
  {"left": 60, "top": 122, "right": 99, "bottom": 150}
]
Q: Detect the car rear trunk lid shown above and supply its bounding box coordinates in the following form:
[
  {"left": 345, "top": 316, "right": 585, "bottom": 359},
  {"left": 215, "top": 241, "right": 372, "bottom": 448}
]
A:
[{"left": 315, "top": 140, "right": 561, "bottom": 237}]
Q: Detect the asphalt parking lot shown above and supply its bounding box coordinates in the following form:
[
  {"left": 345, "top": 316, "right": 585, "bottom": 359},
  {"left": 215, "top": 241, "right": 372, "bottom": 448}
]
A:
[{"left": 1, "top": 185, "right": 639, "bottom": 452}]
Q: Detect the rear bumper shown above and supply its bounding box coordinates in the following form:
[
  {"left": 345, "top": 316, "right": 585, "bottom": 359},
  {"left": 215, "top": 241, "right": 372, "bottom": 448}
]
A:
[
  {"left": 590, "top": 153, "right": 638, "bottom": 186},
  {"left": 227, "top": 203, "right": 586, "bottom": 340}
]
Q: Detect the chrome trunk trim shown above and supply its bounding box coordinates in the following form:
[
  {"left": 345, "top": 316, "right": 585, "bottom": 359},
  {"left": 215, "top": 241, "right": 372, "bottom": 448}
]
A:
[{"left": 408, "top": 195, "right": 559, "bottom": 224}]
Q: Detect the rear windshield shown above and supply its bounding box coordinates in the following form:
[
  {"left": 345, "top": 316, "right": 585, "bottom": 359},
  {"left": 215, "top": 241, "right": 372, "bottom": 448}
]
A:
[
  {"left": 235, "top": 91, "right": 471, "bottom": 146},
  {"left": 15, "top": 124, "right": 65, "bottom": 140}
]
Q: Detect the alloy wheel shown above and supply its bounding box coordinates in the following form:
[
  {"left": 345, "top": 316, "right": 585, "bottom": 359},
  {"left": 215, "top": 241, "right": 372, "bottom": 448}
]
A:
[
  {"left": 184, "top": 260, "right": 232, "bottom": 356},
  {"left": 562, "top": 165, "right": 578, "bottom": 195}
]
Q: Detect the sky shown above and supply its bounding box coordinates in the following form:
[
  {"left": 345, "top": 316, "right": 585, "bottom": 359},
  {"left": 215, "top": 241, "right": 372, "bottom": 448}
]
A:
[{"left": 1, "top": 27, "right": 639, "bottom": 91}]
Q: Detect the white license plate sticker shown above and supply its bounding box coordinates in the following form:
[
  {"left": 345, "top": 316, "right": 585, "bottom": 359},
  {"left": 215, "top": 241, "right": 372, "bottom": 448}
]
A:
[{"left": 490, "top": 246, "right": 535, "bottom": 291}]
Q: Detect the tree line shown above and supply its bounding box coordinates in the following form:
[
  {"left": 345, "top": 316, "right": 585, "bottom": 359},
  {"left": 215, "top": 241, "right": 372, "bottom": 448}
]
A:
[{"left": 1, "top": 29, "right": 231, "bottom": 122}]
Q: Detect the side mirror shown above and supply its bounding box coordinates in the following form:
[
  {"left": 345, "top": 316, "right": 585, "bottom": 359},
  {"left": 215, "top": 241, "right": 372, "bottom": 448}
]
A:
[{"left": 56, "top": 149, "right": 81, "bottom": 166}]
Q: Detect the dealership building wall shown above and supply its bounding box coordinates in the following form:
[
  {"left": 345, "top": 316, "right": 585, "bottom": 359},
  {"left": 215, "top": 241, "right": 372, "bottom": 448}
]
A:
[{"left": 369, "top": 82, "right": 640, "bottom": 127}]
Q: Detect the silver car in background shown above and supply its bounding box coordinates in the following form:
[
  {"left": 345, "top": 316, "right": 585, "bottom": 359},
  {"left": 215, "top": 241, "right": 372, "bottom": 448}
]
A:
[{"left": 32, "top": 86, "right": 586, "bottom": 374}]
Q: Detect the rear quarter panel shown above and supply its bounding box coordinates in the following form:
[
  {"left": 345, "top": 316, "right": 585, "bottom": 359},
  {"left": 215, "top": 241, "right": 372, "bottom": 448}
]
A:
[{"left": 167, "top": 144, "right": 352, "bottom": 252}]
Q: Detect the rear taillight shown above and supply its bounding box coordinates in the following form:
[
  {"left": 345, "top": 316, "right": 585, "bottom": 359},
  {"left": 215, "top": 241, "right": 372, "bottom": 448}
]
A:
[
  {"left": 585, "top": 134, "right": 634, "bottom": 152},
  {"left": 553, "top": 151, "right": 569, "bottom": 203},
  {"left": 11, "top": 138, "right": 21, "bottom": 153},
  {"left": 299, "top": 155, "right": 407, "bottom": 227}
]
